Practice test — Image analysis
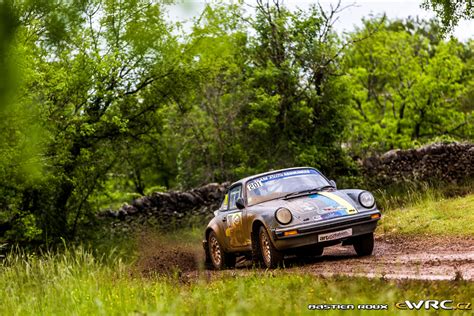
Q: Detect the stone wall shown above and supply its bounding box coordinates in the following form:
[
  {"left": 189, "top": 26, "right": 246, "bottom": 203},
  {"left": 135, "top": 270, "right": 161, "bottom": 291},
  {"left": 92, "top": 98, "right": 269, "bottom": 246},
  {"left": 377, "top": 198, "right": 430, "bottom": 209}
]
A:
[
  {"left": 102, "top": 182, "right": 229, "bottom": 226},
  {"left": 104, "top": 142, "right": 473, "bottom": 226},
  {"left": 361, "top": 142, "right": 473, "bottom": 186}
]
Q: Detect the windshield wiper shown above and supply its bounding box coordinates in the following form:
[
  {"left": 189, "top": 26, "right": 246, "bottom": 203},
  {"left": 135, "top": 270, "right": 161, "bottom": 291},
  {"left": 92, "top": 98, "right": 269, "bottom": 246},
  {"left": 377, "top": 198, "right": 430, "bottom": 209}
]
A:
[
  {"left": 283, "top": 185, "right": 335, "bottom": 200},
  {"left": 313, "top": 185, "right": 335, "bottom": 191}
]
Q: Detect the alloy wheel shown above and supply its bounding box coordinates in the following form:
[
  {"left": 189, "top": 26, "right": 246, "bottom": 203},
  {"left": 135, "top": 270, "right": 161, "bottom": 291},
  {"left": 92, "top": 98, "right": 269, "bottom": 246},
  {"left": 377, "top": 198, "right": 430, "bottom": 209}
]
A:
[{"left": 209, "top": 235, "right": 222, "bottom": 267}]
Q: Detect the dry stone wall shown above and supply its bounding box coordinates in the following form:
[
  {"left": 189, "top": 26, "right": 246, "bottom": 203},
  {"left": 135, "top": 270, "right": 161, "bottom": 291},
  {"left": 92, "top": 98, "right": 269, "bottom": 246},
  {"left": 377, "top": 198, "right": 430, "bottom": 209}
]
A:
[
  {"left": 361, "top": 142, "right": 473, "bottom": 186},
  {"left": 104, "top": 142, "right": 473, "bottom": 226}
]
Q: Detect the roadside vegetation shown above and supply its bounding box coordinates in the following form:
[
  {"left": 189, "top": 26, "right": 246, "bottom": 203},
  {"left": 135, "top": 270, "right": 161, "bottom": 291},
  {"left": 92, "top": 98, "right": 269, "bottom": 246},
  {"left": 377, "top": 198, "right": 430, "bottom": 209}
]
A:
[
  {"left": 1, "top": 186, "right": 473, "bottom": 315},
  {"left": 0, "top": 0, "right": 472, "bottom": 246},
  {"left": 0, "top": 1, "right": 472, "bottom": 314},
  {"left": 379, "top": 193, "right": 474, "bottom": 236},
  {"left": 1, "top": 246, "right": 473, "bottom": 316}
]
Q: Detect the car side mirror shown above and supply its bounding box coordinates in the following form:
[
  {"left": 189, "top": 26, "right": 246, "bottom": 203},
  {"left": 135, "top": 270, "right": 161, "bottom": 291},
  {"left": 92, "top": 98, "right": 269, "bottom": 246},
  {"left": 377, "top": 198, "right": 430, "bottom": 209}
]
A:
[
  {"left": 329, "top": 180, "right": 337, "bottom": 189},
  {"left": 236, "top": 197, "right": 245, "bottom": 209}
]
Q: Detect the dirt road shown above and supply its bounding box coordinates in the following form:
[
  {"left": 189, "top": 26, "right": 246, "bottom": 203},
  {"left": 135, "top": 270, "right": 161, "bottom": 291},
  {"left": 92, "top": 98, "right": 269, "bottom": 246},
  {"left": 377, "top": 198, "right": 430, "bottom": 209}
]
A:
[
  {"left": 138, "top": 235, "right": 474, "bottom": 281},
  {"left": 278, "top": 236, "right": 474, "bottom": 281}
]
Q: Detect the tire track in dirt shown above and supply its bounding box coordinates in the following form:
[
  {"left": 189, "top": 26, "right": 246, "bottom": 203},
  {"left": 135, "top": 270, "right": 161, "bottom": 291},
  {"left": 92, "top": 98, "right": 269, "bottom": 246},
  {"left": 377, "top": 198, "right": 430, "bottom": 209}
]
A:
[
  {"left": 137, "top": 234, "right": 474, "bottom": 281},
  {"left": 283, "top": 236, "right": 474, "bottom": 281},
  {"left": 247, "top": 236, "right": 474, "bottom": 281}
]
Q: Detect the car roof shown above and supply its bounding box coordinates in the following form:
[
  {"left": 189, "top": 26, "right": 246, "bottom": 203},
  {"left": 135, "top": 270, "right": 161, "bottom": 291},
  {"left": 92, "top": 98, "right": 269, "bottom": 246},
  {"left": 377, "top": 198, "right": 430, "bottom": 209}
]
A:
[{"left": 230, "top": 166, "right": 320, "bottom": 188}]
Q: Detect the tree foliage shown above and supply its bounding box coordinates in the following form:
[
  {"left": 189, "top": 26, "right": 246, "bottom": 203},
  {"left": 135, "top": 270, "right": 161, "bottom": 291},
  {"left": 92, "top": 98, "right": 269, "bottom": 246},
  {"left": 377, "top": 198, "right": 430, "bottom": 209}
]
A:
[
  {"left": 0, "top": 1, "right": 472, "bottom": 244},
  {"left": 1, "top": 0, "right": 183, "bottom": 242},
  {"left": 422, "top": 0, "right": 473, "bottom": 31},
  {"left": 343, "top": 17, "right": 473, "bottom": 154}
]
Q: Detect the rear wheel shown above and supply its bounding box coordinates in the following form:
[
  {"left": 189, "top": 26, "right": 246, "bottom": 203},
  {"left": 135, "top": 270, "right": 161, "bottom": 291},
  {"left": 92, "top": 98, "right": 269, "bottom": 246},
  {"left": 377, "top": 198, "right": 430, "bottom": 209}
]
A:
[
  {"left": 208, "top": 231, "right": 236, "bottom": 269},
  {"left": 353, "top": 233, "right": 374, "bottom": 256},
  {"left": 259, "top": 226, "right": 284, "bottom": 268}
]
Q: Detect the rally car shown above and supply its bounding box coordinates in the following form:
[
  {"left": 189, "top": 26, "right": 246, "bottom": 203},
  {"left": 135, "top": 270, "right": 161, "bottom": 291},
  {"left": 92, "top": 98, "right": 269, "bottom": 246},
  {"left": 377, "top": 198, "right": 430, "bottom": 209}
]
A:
[{"left": 203, "top": 167, "right": 381, "bottom": 269}]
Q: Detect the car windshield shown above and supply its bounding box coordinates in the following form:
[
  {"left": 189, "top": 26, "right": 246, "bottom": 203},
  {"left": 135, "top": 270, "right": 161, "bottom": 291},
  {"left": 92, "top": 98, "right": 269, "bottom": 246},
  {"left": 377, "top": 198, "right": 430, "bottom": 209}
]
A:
[{"left": 246, "top": 169, "right": 330, "bottom": 205}]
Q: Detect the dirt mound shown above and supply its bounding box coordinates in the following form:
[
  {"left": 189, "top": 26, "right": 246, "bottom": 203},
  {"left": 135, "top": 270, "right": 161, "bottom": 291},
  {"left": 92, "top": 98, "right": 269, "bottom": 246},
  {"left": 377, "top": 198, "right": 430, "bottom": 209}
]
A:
[{"left": 134, "top": 232, "right": 203, "bottom": 278}]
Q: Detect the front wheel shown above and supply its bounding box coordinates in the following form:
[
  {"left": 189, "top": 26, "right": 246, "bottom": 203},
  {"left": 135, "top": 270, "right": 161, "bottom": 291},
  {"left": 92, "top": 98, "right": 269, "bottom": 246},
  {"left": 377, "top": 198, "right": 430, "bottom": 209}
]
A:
[
  {"left": 259, "top": 226, "right": 284, "bottom": 268},
  {"left": 208, "top": 231, "right": 236, "bottom": 270},
  {"left": 353, "top": 233, "right": 374, "bottom": 256}
]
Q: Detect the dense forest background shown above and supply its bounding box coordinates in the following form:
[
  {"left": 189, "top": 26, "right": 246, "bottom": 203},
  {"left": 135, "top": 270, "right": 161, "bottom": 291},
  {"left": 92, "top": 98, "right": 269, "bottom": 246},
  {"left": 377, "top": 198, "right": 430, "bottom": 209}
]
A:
[{"left": 0, "top": 0, "right": 472, "bottom": 244}]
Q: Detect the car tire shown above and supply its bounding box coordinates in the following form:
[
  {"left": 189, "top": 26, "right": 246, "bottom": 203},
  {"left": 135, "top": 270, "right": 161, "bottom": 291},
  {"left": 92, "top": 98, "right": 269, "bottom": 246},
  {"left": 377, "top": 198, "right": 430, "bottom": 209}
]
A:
[
  {"left": 251, "top": 231, "right": 262, "bottom": 266},
  {"left": 353, "top": 233, "right": 374, "bottom": 256},
  {"left": 208, "top": 231, "right": 236, "bottom": 270},
  {"left": 259, "top": 226, "right": 284, "bottom": 268}
]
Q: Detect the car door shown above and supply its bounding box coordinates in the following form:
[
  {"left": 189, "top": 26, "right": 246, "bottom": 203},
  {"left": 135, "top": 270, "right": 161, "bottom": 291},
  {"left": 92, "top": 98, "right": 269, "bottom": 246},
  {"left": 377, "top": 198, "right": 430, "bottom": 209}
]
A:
[{"left": 221, "top": 184, "right": 248, "bottom": 250}]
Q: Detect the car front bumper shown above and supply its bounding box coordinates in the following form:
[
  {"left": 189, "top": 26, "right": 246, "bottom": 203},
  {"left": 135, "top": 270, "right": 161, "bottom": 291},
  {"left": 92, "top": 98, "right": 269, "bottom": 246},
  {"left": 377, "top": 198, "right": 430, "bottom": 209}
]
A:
[{"left": 271, "top": 210, "right": 381, "bottom": 250}]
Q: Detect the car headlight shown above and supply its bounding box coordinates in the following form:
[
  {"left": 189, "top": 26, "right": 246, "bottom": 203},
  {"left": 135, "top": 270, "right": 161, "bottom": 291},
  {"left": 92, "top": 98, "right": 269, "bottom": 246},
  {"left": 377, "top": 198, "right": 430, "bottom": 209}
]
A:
[
  {"left": 358, "top": 191, "right": 375, "bottom": 208},
  {"left": 275, "top": 207, "right": 292, "bottom": 225}
]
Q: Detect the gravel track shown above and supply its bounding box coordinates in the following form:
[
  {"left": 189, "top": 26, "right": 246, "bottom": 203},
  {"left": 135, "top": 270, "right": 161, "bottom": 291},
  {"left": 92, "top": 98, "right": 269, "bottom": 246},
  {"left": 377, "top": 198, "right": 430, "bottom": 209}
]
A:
[{"left": 137, "top": 234, "right": 474, "bottom": 281}]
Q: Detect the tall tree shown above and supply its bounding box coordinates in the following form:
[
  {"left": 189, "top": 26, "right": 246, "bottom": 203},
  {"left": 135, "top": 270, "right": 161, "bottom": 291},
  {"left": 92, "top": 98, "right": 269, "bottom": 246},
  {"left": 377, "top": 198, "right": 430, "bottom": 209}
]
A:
[
  {"left": 163, "top": 1, "right": 360, "bottom": 188},
  {"left": 1, "top": 0, "right": 186, "bottom": 242},
  {"left": 240, "top": 0, "right": 356, "bottom": 178},
  {"left": 343, "top": 17, "right": 473, "bottom": 155}
]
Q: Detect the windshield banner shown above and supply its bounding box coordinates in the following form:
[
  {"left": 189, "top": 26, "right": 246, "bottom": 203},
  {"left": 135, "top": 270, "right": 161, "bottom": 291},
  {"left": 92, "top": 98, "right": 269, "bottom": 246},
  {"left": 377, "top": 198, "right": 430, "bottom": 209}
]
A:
[{"left": 247, "top": 169, "right": 318, "bottom": 191}]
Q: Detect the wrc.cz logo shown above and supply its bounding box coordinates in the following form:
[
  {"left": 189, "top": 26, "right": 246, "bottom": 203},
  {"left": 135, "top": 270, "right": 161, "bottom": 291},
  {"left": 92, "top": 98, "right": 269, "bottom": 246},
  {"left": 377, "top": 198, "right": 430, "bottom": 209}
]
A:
[{"left": 395, "top": 300, "right": 471, "bottom": 311}]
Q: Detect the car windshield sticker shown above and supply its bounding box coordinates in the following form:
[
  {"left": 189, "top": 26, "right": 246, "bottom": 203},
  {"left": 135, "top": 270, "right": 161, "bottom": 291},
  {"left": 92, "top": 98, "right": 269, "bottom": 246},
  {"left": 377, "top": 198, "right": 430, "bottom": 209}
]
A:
[
  {"left": 221, "top": 194, "right": 228, "bottom": 209},
  {"left": 247, "top": 169, "right": 318, "bottom": 191},
  {"left": 247, "top": 180, "right": 263, "bottom": 191}
]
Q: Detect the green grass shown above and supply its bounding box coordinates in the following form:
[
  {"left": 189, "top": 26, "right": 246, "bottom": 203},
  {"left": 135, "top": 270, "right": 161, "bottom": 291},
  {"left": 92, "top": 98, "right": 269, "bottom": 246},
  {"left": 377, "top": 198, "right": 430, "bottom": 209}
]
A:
[
  {"left": 0, "top": 248, "right": 472, "bottom": 316},
  {"left": 378, "top": 193, "right": 474, "bottom": 236},
  {"left": 2, "top": 193, "right": 473, "bottom": 315}
]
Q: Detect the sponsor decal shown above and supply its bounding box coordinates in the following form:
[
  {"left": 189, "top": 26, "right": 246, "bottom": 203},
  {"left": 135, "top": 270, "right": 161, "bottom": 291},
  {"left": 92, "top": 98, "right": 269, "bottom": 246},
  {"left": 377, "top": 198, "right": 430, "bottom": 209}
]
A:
[
  {"left": 222, "top": 194, "right": 228, "bottom": 207},
  {"left": 322, "top": 206, "right": 344, "bottom": 212},
  {"left": 321, "top": 210, "right": 348, "bottom": 219},
  {"left": 317, "top": 192, "right": 357, "bottom": 214},
  {"left": 310, "top": 194, "right": 339, "bottom": 207},
  {"left": 296, "top": 200, "right": 320, "bottom": 213},
  {"left": 347, "top": 208, "right": 358, "bottom": 214},
  {"left": 318, "top": 228, "right": 352, "bottom": 242},
  {"left": 306, "top": 194, "right": 355, "bottom": 218},
  {"left": 224, "top": 212, "right": 249, "bottom": 247}
]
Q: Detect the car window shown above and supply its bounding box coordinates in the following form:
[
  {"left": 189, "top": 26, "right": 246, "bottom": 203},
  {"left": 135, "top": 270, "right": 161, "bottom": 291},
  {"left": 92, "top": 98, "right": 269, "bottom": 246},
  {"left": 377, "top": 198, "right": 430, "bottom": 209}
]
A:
[{"left": 228, "top": 186, "right": 242, "bottom": 210}]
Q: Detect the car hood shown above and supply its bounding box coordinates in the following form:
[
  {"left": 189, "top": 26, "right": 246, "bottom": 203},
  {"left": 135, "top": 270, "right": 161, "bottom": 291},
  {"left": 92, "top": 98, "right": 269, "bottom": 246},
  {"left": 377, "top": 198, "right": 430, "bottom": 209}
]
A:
[{"left": 254, "top": 191, "right": 359, "bottom": 223}]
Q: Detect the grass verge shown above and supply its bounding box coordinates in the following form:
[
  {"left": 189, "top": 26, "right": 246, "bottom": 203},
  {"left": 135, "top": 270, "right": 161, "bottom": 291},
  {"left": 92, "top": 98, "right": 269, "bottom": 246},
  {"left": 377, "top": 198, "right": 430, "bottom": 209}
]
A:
[
  {"left": 2, "top": 191, "right": 473, "bottom": 315},
  {"left": 378, "top": 193, "right": 474, "bottom": 236},
  {"left": 0, "top": 248, "right": 472, "bottom": 315}
]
